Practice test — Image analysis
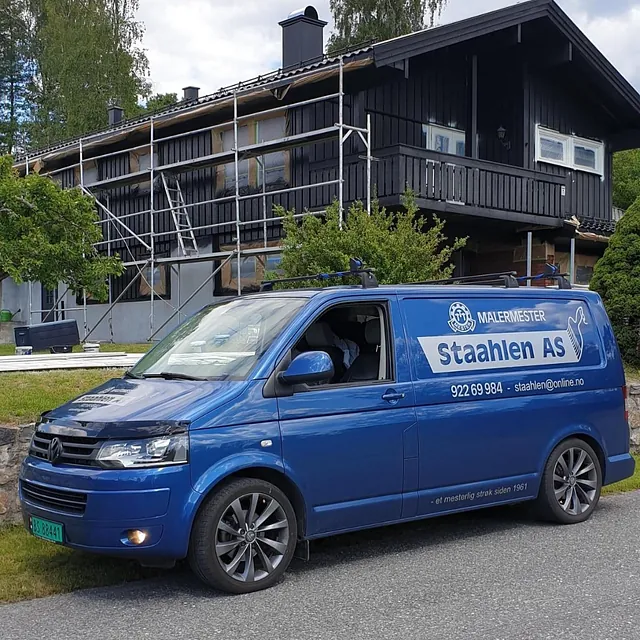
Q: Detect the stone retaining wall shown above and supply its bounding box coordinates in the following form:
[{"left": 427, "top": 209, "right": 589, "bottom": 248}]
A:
[
  {"left": 627, "top": 385, "right": 640, "bottom": 448},
  {"left": 0, "top": 424, "right": 34, "bottom": 525},
  {"left": 0, "top": 321, "right": 24, "bottom": 345}
]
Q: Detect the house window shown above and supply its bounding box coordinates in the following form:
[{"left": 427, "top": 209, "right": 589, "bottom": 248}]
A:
[
  {"left": 536, "top": 127, "right": 570, "bottom": 166},
  {"left": 423, "top": 124, "right": 466, "bottom": 157},
  {"left": 139, "top": 264, "right": 168, "bottom": 297},
  {"left": 217, "top": 115, "right": 289, "bottom": 193},
  {"left": 82, "top": 163, "right": 99, "bottom": 185},
  {"left": 535, "top": 125, "right": 604, "bottom": 176},
  {"left": 137, "top": 150, "right": 158, "bottom": 172},
  {"left": 222, "top": 126, "right": 250, "bottom": 190},
  {"left": 256, "top": 118, "right": 287, "bottom": 188},
  {"left": 231, "top": 255, "right": 258, "bottom": 282},
  {"left": 573, "top": 136, "right": 603, "bottom": 174},
  {"left": 265, "top": 253, "right": 284, "bottom": 276},
  {"left": 219, "top": 243, "right": 283, "bottom": 294}
]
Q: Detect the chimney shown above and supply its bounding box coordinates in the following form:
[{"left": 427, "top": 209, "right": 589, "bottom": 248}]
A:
[
  {"left": 183, "top": 86, "right": 200, "bottom": 102},
  {"left": 279, "top": 6, "right": 327, "bottom": 69},
  {"left": 108, "top": 104, "right": 124, "bottom": 126}
]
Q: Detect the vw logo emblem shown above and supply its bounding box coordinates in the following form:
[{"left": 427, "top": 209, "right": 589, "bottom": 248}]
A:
[
  {"left": 47, "top": 437, "right": 64, "bottom": 465},
  {"left": 448, "top": 302, "right": 476, "bottom": 333}
]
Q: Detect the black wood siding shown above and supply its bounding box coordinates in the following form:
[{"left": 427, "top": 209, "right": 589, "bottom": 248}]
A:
[
  {"left": 524, "top": 68, "right": 612, "bottom": 221},
  {"left": 56, "top": 45, "right": 618, "bottom": 261}
]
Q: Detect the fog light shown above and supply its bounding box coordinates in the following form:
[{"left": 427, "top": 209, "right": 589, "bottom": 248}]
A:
[{"left": 127, "top": 529, "right": 148, "bottom": 545}]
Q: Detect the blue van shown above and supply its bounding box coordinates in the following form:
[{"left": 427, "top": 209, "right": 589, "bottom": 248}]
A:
[{"left": 19, "top": 267, "right": 634, "bottom": 594}]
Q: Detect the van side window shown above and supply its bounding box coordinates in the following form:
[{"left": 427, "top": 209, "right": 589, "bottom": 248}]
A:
[{"left": 291, "top": 303, "right": 392, "bottom": 385}]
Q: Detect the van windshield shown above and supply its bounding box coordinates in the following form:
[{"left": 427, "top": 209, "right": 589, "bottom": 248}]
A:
[{"left": 129, "top": 296, "right": 307, "bottom": 381}]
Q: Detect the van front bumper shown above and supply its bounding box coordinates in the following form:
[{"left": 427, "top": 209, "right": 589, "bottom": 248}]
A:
[{"left": 19, "top": 456, "right": 200, "bottom": 560}]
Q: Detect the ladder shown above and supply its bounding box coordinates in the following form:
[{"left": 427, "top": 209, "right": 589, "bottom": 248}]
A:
[{"left": 161, "top": 173, "right": 199, "bottom": 257}]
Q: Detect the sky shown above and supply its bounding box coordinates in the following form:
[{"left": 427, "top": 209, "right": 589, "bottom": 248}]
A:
[{"left": 136, "top": 0, "right": 640, "bottom": 98}]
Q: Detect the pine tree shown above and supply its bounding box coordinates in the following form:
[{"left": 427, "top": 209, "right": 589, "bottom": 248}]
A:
[
  {"left": 327, "top": 0, "right": 447, "bottom": 53},
  {"left": 0, "top": 0, "right": 32, "bottom": 154},
  {"left": 591, "top": 196, "right": 640, "bottom": 364}
]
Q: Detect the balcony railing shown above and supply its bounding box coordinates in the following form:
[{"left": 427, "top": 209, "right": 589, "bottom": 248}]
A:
[{"left": 372, "top": 145, "right": 567, "bottom": 220}]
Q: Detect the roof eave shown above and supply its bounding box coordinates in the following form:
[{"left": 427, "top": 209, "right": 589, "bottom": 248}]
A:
[{"left": 372, "top": 0, "right": 640, "bottom": 123}]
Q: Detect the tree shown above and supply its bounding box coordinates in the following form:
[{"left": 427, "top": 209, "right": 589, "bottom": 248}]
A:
[
  {"left": 0, "top": 155, "right": 123, "bottom": 300},
  {"left": 327, "top": 0, "right": 447, "bottom": 53},
  {"left": 130, "top": 92, "right": 178, "bottom": 118},
  {"left": 613, "top": 149, "right": 640, "bottom": 211},
  {"left": 273, "top": 191, "right": 466, "bottom": 286},
  {"left": 28, "top": 0, "right": 150, "bottom": 147},
  {"left": 590, "top": 196, "right": 640, "bottom": 364},
  {"left": 0, "top": 0, "right": 33, "bottom": 155}
]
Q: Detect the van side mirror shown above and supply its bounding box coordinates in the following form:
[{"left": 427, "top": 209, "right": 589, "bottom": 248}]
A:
[{"left": 279, "top": 351, "right": 334, "bottom": 386}]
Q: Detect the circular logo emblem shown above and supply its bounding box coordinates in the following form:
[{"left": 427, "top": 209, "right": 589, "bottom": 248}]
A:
[
  {"left": 448, "top": 302, "right": 476, "bottom": 333},
  {"left": 47, "top": 437, "right": 64, "bottom": 465},
  {"left": 245, "top": 531, "right": 256, "bottom": 543}
]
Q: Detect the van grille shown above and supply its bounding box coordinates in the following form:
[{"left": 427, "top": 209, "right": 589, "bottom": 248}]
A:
[
  {"left": 29, "top": 431, "right": 101, "bottom": 467},
  {"left": 21, "top": 479, "right": 87, "bottom": 514}
]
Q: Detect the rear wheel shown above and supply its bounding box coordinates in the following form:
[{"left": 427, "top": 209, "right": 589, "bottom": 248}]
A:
[
  {"left": 535, "top": 438, "right": 602, "bottom": 524},
  {"left": 188, "top": 478, "right": 297, "bottom": 594}
]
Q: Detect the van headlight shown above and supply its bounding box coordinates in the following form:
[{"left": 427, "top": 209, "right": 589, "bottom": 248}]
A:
[{"left": 96, "top": 434, "right": 189, "bottom": 469}]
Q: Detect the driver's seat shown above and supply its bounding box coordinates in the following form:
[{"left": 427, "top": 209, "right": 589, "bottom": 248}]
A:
[{"left": 341, "top": 319, "right": 380, "bottom": 383}]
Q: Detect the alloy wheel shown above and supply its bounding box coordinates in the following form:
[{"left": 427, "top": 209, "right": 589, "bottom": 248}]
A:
[
  {"left": 215, "top": 492, "right": 290, "bottom": 583},
  {"left": 553, "top": 447, "right": 598, "bottom": 516}
]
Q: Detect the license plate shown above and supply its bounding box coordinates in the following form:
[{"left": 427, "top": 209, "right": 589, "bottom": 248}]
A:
[{"left": 30, "top": 516, "right": 64, "bottom": 544}]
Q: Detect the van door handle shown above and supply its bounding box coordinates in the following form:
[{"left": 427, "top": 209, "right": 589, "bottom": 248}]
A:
[{"left": 382, "top": 390, "right": 406, "bottom": 404}]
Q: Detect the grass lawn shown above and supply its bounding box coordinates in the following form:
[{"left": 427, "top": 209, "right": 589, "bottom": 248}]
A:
[
  {"left": 0, "top": 343, "right": 151, "bottom": 424},
  {"left": 0, "top": 525, "right": 165, "bottom": 603},
  {"left": 0, "top": 343, "right": 151, "bottom": 357},
  {"left": 625, "top": 364, "right": 640, "bottom": 384},
  {"left": 0, "top": 369, "right": 126, "bottom": 425}
]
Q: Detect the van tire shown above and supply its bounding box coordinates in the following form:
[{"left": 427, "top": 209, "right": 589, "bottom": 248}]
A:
[
  {"left": 535, "top": 438, "right": 602, "bottom": 524},
  {"left": 188, "top": 478, "right": 297, "bottom": 594}
]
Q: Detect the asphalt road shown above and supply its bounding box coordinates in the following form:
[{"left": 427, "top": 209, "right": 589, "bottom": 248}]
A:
[{"left": 2, "top": 492, "right": 640, "bottom": 640}]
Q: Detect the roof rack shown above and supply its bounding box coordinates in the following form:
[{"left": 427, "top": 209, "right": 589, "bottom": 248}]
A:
[
  {"left": 260, "top": 258, "right": 379, "bottom": 291},
  {"left": 517, "top": 264, "right": 572, "bottom": 289},
  {"left": 406, "top": 271, "right": 520, "bottom": 288}
]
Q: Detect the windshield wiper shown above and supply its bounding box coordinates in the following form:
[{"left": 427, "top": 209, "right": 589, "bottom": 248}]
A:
[
  {"left": 124, "top": 371, "right": 142, "bottom": 379},
  {"left": 142, "top": 372, "right": 208, "bottom": 381}
]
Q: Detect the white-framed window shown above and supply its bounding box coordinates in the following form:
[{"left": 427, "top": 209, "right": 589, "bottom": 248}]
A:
[
  {"left": 572, "top": 136, "right": 603, "bottom": 174},
  {"left": 422, "top": 124, "right": 466, "bottom": 157},
  {"left": 535, "top": 125, "right": 604, "bottom": 177}
]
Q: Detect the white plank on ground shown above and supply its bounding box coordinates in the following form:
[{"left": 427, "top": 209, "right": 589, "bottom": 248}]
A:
[{"left": 0, "top": 352, "right": 143, "bottom": 373}]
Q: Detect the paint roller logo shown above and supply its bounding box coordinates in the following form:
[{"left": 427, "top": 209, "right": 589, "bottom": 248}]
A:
[{"left": 566, "top": 306, "right": 587, "bottom": 361}]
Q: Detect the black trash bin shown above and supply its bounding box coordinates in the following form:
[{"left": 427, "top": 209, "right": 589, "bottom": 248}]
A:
[{"left": 14, "top": 320, "right": 80, "bottom": 353}]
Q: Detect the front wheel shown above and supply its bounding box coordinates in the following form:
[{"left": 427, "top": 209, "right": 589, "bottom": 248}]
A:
[
  {"left": 188, "top": 478, "right": 298, "bottom": 594},
  {"left": 535, "top": 438, "right": 602, "bottom": 524}
]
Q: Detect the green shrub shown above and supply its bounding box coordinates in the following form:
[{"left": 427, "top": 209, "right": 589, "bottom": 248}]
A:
[
  {"left": 272, "top": 191, "right": 466, "bottom": 287},
  {"left": 591, "top": 195, "right": 640, "bottom": 364}
]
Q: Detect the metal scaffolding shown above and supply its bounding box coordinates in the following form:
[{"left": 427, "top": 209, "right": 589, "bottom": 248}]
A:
[{"left": 23, "top": 56, "right": 374, "bottom": 342}]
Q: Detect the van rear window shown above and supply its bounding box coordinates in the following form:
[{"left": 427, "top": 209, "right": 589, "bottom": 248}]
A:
[{"left": 401, "top": 297, "right": 602, "bottom": 379}]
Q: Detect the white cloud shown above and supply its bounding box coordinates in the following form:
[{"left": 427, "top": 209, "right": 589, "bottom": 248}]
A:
[{"left": 137, "top": 0, "right": 640, "bottom": 97}]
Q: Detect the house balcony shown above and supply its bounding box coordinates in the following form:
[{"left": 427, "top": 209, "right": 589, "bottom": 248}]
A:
[{"left": 371, "top": 145, "right": 567, "bottom": 227}]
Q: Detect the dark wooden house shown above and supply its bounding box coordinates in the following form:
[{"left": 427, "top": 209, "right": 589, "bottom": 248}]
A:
[{"left": 7, "top": 0, "right": 640, "bottom": 342}]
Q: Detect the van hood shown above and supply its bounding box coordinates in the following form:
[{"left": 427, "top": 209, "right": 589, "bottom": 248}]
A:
[{"left": 41, "top": 377, "right": 246, "bottom": 438}]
